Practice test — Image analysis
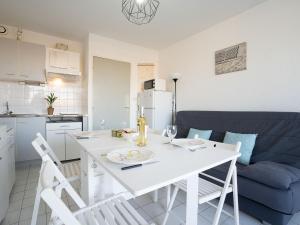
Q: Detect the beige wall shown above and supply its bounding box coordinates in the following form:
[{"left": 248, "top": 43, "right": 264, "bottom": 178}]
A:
[
  {"left": 137, "top": 64, "right": 155, "bottom": 92},
  {"left": 159, "top": 0, "right": 300, "bottom": 112}
]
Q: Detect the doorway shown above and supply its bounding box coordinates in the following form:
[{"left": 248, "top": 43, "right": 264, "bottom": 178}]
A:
[{"left": 92, "top": 57, "right": 130, "bottom": 130}]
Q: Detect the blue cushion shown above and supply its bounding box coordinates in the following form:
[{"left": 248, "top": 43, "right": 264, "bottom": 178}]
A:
[
  {"left": 187, "top": 128, "right": 212, "bottom": 140},
  {"left": 223, "top": 131, "right": 257, "bottom": 165}
]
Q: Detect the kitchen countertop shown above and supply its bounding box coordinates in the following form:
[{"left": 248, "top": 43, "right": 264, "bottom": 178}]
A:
[{"left": 0, "top": 114, "right": 87, "bottom": 118}]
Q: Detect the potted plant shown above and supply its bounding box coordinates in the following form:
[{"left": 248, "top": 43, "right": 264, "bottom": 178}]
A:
[{"left": 45, "top": 93, "right": 58, "bottom": 115}]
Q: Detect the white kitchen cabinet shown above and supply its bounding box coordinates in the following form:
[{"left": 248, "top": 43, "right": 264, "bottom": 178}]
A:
[
  {"left": 0, "top": 38, "right": 18, "bottom": 79},
  {"left": 0, "top": 145, "right": 10, "bottom": 222},
  {"left": 19, "top": 41, "right": 46, "bottom": 81},
  {"left": 66, "top": 128, "right": 82, "bottom": 160},
  {"left": 46, "top": 122, "right": 82, "bottom": 161},
  {"left": 46, "top": 130, "right": 66, "bottom": 161},
  {"left": 0, "top": 38, "right": 46, "bottom": 82},
  {"left": 0, "top": 126, "right": 15, "bottom": 223},
  {"left": 46, "top": 48, "right": 81, "bottom": 76},
  {"left": 16, "top": 117, "right": 46, "bottom": 162}
]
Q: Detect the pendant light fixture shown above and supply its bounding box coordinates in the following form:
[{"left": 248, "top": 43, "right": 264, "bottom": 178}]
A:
[{"left": 122, "top": 0, "right": 160, "bottom": 25}]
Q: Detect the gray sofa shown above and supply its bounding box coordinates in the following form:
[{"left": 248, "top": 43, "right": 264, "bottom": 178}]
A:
[{"left": 175, "top": 111, "right": 300, "bottom": 225}]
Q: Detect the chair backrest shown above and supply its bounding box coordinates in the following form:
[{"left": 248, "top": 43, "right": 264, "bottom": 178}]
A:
[
  {"left": 39, "top": 158, "right": 86, "bottom": 225},
  {"left": 32, "top": 133, "right": 63, "bottom": 168}
]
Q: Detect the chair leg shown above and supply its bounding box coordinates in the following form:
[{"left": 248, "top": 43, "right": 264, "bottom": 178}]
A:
[
  {"left": 162, "top": 186, "right": 179, "bottom": 225},
  {"left": 212, "top": 159, "right": 237, "bottom": 225},
  {"left": 165, "top": 185, "right": 171, "bottom": 210},
  {"left": 31, "top": 183, "right": 42, "bottom": 225},
  {"left": 232, "top": 167, "right": 240, "bottom": 225}
]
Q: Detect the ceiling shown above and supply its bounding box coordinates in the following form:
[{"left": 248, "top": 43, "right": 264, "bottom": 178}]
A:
[{"left": 0, "top": 0, "right": 266, "bottom": 49}]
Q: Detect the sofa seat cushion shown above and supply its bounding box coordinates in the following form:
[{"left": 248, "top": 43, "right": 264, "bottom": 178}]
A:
[
  {"left": 205, "top": 162, "right": 300, "bottom": 214},
  {"left": 238, "top": 161, "right": 300, "bottom": 190}
]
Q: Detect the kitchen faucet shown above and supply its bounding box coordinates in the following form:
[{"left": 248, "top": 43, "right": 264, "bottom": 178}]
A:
[{"left": 5, "top": 101, "right": 13, "bottom": 115}]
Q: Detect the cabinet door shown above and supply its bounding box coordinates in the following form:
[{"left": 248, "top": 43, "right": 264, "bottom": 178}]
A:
[
  {"left": 19, "top": 41, "right": 46, "bottom": 81},
  {"left": 65, "top": 129, "right": 81, "bottom": 160},
  {"left": 68, "top": 51, "right": 80, "bottom": 70},
  {"left": 16, "top": 117, "right": 46, "bottom": 162},
  {"left": 0, "top": 147, "right": 10, "bottom": 221},
  {"left": 0, "top": 38, "right": 18, "bottom": 79},
  {"left": 46, "top": 130, "right": 66, "bottom": 161},
  {"left": 49, "top": 49, "right": 69, "bottom": 69}
]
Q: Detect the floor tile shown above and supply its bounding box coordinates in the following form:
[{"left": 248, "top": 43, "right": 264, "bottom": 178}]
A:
[
  {"left": 2, "top": 210, "right": 20, "bottom": 225},
  {"left": 128, "top": 198, "right": 140, "bottom": 209},
  {"left": 26, "top": 182, "right": 38, "bottom": 191},
  {"left": 19, "top": 215, "right": 46, "bottom": 225},
  {"left": 24, "top": 189, "right": 36, "bottom": 199},
  {"left": 8, "top": 200, "right": 23, "bottom": 213},
  {"left": 290, "top": 212, "right": 300, "bottom": 225},
  {"left": 134, "top": 194, "right": 154, "bottom": 207},
  {"left": 200, "top": 206, "right": 229, "bottom": 224},
  {"left": 19, "top": 206, "right": 45, "bottom": 221},
  {"left": 12, "top": 184, "right": 26, "bottom": 194},
  {"left": 10, "top": 191, "right": 25, "bottom": 202},
  {"left": 238, "top": 211, "right": 262, "bottom": 225},
  {"left": 142, "top": 202, "right": 165, "bottom": 218},
  {"left": 22, "top": 196, "right": 36, "bottom": 208},
  {"left": 136, "top": 208, "right": 152, "bottom": 222}
]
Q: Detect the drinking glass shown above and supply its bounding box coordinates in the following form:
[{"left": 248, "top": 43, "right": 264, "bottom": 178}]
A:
[
  {"left": 100, "top": 119, "right": 105, "bottom": 130},
  {"left": 166, "top": 125, "right": 177, "bottom": 143}
]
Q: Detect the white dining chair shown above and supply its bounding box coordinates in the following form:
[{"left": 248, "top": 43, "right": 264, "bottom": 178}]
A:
[
  {"left": 31, "top": 133, "right": 81, "bottom": 225},
  {"left": 37, "top": 154, "right": 154, "bottom": 225},
  {"left": 162, "top": 141, "right": 241, "bottom": 225}
]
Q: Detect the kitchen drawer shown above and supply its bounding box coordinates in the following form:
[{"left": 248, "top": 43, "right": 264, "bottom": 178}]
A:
[{"left": 46, "top": 122, "right": 82, "bottom": 131}]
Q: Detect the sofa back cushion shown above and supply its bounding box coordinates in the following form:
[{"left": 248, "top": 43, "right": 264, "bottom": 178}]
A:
[{"left": 176, "top": 111, "right": 300, "bottom": 168}]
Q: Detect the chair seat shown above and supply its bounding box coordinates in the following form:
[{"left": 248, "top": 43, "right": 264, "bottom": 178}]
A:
[
  {"left": 70, "top": 197, "right": 150, "bottom": 225},
  {"left": 175, "top": 178, "right": 233, "bottom": 204},
  {"left": 63, "top": 161, "right": 81, "bottom": 178}
]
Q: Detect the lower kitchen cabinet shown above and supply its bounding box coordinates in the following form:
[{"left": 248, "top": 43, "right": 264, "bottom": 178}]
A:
[
  {"left": 0, "top": 143, "right": 10, "bottom": 221},
  {"left": 0, "top": 126, "right": 15, "bottom": 222},
  {"left": 66, "top": 129, "right": 81, "bottom": 160},
  {"left": 46, "top": 130, "right": 66, "bottom": 161},
  {"left": 16, "top": 117, "right": 46, "bottom": 162},
  {"left": 46, "top": 122, "right": 82, "bottom": 161}
]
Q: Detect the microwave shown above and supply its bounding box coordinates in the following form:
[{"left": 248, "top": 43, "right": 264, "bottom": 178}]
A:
[{"left": 144, "top": 79, "right": 166, "bottom": 91}]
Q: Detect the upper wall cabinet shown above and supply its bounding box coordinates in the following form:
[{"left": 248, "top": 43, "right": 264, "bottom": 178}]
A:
[
  {"left": 0, "top": 38, "right": 46, "bottom": 82},
  {"left": 46, "top": 48, "right": 81, "bottom": 76}
]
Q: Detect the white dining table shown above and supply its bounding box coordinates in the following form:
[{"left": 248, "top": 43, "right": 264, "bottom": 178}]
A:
[{"left": 75, "top": 130, "right": 240, "bottom": 225}]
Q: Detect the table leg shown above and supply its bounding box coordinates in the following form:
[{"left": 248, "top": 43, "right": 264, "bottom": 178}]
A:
[
  {"left": 186, "top": 174, "right": 198, "bottom": 225},
  {"left": 80, "top": 150, "right": 96, "bottom": 204}
]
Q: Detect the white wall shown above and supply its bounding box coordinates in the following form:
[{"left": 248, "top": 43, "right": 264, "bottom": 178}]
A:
[
  {"left": 87, "top": 33, "right": 159, "bottom": 129},
  {"left": 159, "top": 0, "right": 300, "bottom": 112}
]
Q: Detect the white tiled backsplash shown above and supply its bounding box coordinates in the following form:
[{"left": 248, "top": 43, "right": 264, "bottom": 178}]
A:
[{"left": 0, "top": 79, "right": 82, "bottom": 114}]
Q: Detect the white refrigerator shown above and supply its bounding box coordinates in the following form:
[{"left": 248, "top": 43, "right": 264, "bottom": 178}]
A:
[{"left": 138, "top": 90, "right": 173, "bottom": 132}]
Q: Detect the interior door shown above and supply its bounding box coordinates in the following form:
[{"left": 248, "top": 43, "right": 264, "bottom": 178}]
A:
[{"left": 93, "top": 57, "right": 130, "bottom": 130}]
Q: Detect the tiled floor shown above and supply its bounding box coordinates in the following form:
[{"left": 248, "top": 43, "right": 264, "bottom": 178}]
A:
[{"left": 1, "top": 161, "right": 300, "bottom": 225}]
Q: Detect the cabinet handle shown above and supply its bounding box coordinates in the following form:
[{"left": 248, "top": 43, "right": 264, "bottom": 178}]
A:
[
  {"left": 6, "top": 73, "right": 16, "bottom": 76},
  {"left": 0, "top": 157, "right": 2, "bottom": 160},
  {"left": 55, "top": 132, "right": 66, "bottom": 135},
  {"left": 60, "top": 125, "right": 70, "bottom": 128}
]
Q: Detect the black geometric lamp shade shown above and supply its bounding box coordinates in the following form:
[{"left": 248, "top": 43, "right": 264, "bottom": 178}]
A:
[{"left": 122, "top": 0, "right": 160, "bottom": 25}]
